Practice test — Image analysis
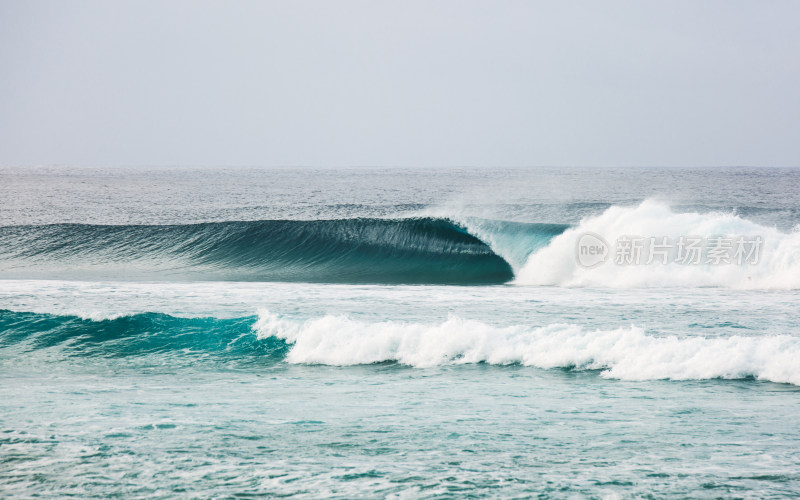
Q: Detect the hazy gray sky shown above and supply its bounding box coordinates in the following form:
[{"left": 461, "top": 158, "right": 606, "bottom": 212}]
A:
[{"left": 1, "top": 0, "right": 798, "bottom": 167}]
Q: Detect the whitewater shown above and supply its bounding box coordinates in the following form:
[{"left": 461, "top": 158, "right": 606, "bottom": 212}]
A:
[{"left": 2, "top": 166, "right": 800, "bottom": 498}]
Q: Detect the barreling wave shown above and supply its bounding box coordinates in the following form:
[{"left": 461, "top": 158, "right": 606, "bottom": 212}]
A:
[
  {"left": 0, "top": 218, "right": 549, "bottom": 284},
  {"left": 0, "top": 201, "right": 797, "bottom": 287},
  {"left": 3, "top": 308, "right": 800, "bottom": 386}
]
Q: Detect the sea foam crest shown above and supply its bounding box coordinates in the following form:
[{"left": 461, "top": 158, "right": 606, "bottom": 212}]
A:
[
  {"left": 253, "top": 311, "right": 800, "bottom": 385},
  {"left": 515, "top": 200, "right": 800, "bottom": 288}
]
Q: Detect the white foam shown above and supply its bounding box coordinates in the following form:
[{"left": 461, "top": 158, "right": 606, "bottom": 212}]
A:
[
  {"left": 515, "top": 200, "right": 800, "bottom": 289},
  {"left": 76, "top": 311, "right": 128, "bottom": 321},
  {"left": 253, "top": 310, "right": 800, "bottom": 385}
]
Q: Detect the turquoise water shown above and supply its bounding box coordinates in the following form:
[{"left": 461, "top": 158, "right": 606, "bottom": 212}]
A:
[{"left": 1, "top": 167, "right": 799, "bottom": 497}]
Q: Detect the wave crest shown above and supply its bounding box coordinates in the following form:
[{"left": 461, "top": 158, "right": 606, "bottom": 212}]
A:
[
  {"left": 4, "top": 308, "right": 799, "bottom": 385},
  {"left": 0, "top": 218, "right": 515, "bottom": 284},
  {"left": 253, "top": 311, "right": 800, "bottom": 385}
]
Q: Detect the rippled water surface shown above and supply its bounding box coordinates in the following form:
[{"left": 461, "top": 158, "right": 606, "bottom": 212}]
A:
[{"left": 1, "top": 167, "right": 799, "bottom": 498}]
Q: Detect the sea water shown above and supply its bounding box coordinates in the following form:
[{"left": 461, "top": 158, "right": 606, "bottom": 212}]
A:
[{"left": 1, "top": 166, "right": 799, "bottom": 497}]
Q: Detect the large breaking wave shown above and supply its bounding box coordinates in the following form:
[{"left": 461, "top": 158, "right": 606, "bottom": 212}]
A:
[
  {"left": 0, "top": 218, "right": 549, "bottom": 284},
  {"left": 2, "top": 309, "right": 799, "bottom": 386},
  {"left": 0, "top": 201, "right": 797, "bottom": 287}
]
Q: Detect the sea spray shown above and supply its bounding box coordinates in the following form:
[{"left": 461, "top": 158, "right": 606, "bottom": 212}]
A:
[{"left": 516, "top": 200, "right": 800, "bottom": 289}]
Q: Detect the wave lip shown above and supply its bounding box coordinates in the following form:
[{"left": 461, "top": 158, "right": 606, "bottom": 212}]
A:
[
  {"left": 0, "top": 218, "right": 514, "bottom": 285},
  {"left": 253, "top": 311, "right": 800, "bottom": 386}
]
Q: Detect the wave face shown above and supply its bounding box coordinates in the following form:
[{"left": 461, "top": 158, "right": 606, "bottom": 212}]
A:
[
  {"left": 0, "top": 310, "right": 286, "bottom": 362},
  {"left": 0, "top": 218, "right": 523, "bottom": 284},
  {"left": 4, "top": 309, "right": 798, "bottom": 385},
  {"left": 516, "top": 200, "right": 800, "bottom": 289}
]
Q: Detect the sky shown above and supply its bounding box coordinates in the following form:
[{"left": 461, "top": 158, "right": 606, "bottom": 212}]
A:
[{"left": 1, "top": 0, "right": 798, "bottom": 167}]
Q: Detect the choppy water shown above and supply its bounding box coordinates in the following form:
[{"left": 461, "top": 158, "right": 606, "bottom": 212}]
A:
[{"left": 1, "top": 166, "right": 799, "bottom": 498}]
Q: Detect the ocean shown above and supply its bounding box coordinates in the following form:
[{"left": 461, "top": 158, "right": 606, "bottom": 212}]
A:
[{"left": 1, "top": 166, "right": 799, "bottom": 498}]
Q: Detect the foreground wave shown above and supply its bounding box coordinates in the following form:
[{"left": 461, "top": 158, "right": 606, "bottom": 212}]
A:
[
  {"left": 3, "top": 309, "right": 799, "bottom": 386},
  {"left": 0, "top": 218, "right": 533, "bottom": 284}
]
